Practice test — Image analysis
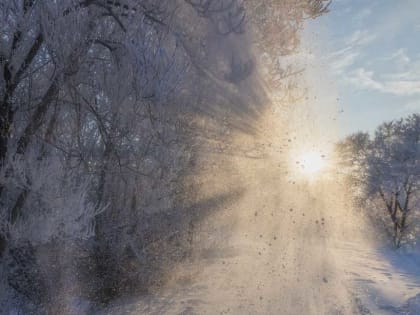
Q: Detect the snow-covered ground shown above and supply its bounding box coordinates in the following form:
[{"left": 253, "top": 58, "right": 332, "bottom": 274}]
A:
[
  {"left": 92, "top": 111, "right": 420, "bottom": 315},
  {"left": 338, "top": 242, "right": 420, "bottom": 314},
  {"left": 94, "top": 248, "right": 420, "bottom": 315},
  {"left": 97, "top": 136, "right": 416, "bottom": 315}
]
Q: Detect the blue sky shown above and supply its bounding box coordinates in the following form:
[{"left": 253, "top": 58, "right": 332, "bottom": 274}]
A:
[{"left": 307, "top": 0, "right": 420, "bottom": 137}]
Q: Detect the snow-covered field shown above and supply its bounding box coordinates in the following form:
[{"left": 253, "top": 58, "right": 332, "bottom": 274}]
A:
[{"left": 93, "top": 112, "right": 420, "bottom": 315}]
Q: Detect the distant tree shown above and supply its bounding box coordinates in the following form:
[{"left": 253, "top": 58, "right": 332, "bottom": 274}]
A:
[{"left": 337, "top": 114, "right": 420, "bottom": 248}]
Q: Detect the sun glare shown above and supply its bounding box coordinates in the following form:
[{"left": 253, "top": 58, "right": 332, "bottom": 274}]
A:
[{"left": 297, "top": 151, "right": 327, "bottom": 176}]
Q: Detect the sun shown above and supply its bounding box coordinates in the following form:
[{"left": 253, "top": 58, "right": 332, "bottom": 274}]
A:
[{"left": 296, "top": 151, "right": 327, "bottom": 176}]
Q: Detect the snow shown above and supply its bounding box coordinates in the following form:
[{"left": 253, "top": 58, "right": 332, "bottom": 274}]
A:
[
  {"left": 340, "top": 244, "right": 420, "bottom": 314},
  {"left": 93, "top": 110, "right": 420, "bottom": 315}
]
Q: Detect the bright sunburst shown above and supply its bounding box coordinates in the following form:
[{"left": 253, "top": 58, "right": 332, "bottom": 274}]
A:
[{"left": 297, "top": 151, "right": 327, "bottom": 176}]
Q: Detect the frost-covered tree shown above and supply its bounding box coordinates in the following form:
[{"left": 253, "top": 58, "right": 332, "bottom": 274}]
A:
[
  {"left": 337, "top": 114, "right": 420, "bottom": 248},
  {"left": 0, "top": 0, "right": 330, "bottom": 312},
  {"left": 0, "top": 0, "right": 191, "bottom": 308}
]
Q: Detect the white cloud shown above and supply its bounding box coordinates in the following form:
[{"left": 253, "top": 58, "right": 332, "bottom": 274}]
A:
[
  {"left": 324, "top": 2, "right": 420, "bottom": 98},
  {"left": 382, "top": 48, "right": 411, "bottom": 66},
  {"left": 327, "top": 29, "right": 377, "bottom": 75},
  {"left": 346, "top": 67, "right": 420, "bottom": 96},
  {"left": 347, "top": 68, "right": 383, "bottom": 90},
  {"left": 345, "top": 29, "right": 376, "bottom": 47},
  {"left": 385, "top": 81, "right": 420, "bottom": 96},
  {"left": 382, "top": 59, "right": 420, "bottom": 82},
  {"left": 329, "top": 50, "right": 359, "bottom": 74}
]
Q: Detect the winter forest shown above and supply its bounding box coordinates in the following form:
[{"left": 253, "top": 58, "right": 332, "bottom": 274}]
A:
[{"left": 0, "top": 0, "right": 419, "bottom": 314}]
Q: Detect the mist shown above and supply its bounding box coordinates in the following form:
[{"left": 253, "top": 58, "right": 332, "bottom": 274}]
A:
[{"left": 1, "top": 1, "right": 419, "bottom": 314}]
